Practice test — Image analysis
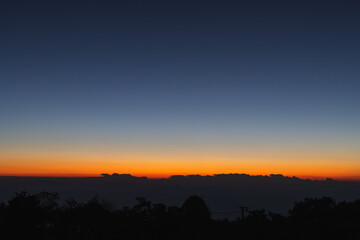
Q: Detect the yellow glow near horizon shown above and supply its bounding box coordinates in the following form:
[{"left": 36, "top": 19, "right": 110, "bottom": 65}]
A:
[
  {"left": 1, "top": 153, "right": 360, "bottom": 180},
  {"left": 1, "top": 137, "right": 360, "bottom": 180}
]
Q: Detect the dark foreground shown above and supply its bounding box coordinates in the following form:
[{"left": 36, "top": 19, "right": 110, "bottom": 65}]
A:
[
  {"left": 1, "top": 174, "right": 360, "bottom": 214},
  {"left": 0, "top": 192, "right": 359, "bottom": 240}
]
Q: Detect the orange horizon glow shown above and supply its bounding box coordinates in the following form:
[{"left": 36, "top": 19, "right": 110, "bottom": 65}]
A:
[
  {"left": 1, "top": 141, "right": 360, "bottom": 181},
  {"left": 0, "top": 167, "right": 360, "bottom": 181},
  {"left": 1, "top": 156, "right": 360, "bottom": 180}
]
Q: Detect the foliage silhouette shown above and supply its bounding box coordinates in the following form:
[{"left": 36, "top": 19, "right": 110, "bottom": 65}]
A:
[{"left": 0, "top": 192, "right": 360, "bottom": 239}]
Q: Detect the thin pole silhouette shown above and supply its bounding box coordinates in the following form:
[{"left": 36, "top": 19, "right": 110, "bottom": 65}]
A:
[{"left": 239, "top": 206, "right": 248, "bottom": 220}]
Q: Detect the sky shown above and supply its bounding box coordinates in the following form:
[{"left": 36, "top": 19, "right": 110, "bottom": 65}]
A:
[{"left": 1, "top": 0, "right": 360, "bottom": 180}]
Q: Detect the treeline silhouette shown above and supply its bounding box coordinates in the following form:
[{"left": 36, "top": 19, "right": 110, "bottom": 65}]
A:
[{"left": 0, "top": 192, "right": 359, "bottom": 240}]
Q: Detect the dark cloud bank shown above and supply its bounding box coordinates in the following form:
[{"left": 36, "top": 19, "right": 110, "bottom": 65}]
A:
[{"left": 0, "top": 174, "right": 359, "bottom": 216}]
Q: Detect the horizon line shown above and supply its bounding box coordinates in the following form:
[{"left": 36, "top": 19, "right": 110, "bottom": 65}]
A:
[{"left": 0, "top": 173, "right": 359, "bottom": 181}]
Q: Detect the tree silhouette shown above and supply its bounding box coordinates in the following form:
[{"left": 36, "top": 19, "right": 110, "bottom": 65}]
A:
[{"left": 182, "top": 195, "right": 211, "bottom": 221}]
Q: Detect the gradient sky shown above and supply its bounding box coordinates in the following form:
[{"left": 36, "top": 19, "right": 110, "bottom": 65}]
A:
[{"left": 1, "top": 0, "right": 360, "bottom": 179}]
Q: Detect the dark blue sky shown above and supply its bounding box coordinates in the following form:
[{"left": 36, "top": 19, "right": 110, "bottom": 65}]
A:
[{"left": 1, "top": 0, "right": 360, "bottom": 178}]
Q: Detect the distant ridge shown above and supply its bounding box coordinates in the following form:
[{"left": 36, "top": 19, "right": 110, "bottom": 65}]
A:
[{"left": 100, "top": 173, "right": 337, "bottom": 182}]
